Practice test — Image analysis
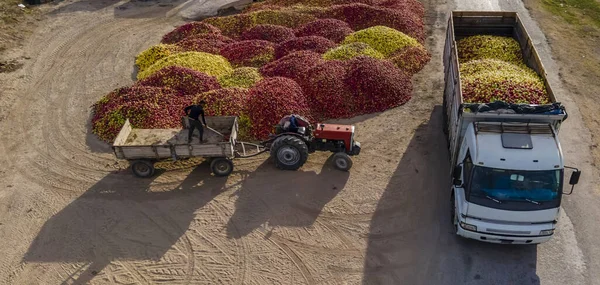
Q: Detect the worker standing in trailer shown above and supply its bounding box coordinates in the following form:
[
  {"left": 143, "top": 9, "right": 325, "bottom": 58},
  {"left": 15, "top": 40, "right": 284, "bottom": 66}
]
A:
[{"left": 184, "top": 100, "right": 207, "bottom": 144}]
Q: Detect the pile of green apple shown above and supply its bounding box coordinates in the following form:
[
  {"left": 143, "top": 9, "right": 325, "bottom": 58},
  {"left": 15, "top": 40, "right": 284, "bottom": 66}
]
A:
[{"left": 457, "top": 35, "right": 549, "bottom": 104}]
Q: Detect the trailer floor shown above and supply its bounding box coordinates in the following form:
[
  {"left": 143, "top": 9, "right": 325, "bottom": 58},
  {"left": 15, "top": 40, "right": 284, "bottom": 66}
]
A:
[
  {"left": 124, "top": 128, "right": 225, "bottom": 145},
  {"left": 0, "top": 0, "right": 599, "bottom": 285}
]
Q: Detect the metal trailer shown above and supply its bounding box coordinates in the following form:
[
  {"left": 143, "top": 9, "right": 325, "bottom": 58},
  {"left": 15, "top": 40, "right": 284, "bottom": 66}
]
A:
[
  {"left": 112, "top": 113, "right": 363, "bottom": 177},
  {"left": 442, "top": 11, "right": 568, "bottom": 173},
  {"left": 112, "top": 116, "right": 261, "bottom": 177}
]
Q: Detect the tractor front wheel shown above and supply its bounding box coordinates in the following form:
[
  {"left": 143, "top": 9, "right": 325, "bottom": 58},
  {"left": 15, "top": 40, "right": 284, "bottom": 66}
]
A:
[
  {"left": 270, "top": 135, "right": 309, "bottom": 170},
  {"left": 332, "top": 152, "right": 353, "bottom": 171}
]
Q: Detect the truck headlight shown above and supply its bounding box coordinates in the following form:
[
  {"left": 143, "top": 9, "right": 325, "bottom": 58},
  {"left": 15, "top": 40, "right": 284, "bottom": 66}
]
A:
[
  {"left": 460, "top": 222, "right": 477, "bottom": 232},
  {"left": 540, "top": 229, "right": 554, "bottom": 235}
]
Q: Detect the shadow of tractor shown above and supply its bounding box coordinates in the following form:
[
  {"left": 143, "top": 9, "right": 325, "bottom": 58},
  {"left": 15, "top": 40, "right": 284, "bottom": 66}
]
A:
[{"left": 227, "top": 155, "right": 350, "bottom": 239}]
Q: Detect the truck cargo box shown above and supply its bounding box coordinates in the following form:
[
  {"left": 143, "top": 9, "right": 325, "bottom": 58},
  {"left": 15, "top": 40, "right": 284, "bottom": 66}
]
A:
[{"left": 443, "top": 11, "right": 567, "bottom": 169}]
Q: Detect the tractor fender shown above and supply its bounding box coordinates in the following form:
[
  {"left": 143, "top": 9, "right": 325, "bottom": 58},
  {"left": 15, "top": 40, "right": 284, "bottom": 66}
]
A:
[{"left": 261, "top": 132, "right": 310, "bottom": 150}]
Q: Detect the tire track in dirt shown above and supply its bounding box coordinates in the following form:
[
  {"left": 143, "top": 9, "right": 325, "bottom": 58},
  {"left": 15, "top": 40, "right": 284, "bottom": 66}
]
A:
[
  {"left": 98, "top": 231, "right": 149, "bottom": 285},
  {"left": 272, "top": 233, "right": 362, "bottom": 258},
  {"left": 189, "top": 200, "right": 251, "bottom": 285},
  {"left": 117, "top": 261, "right": 148, "bottom": 285},
  {"left": 214, "top": 200, "right": 249, "bottom": 285},
  {"left": 0, "top": 3, "right": 228, "bottom": 284},
  {"left": 223, "top": 170, "right": 315, "bottom": 284},
  {"left": 136, "top": 203, "right": 195, "bottom": 284},
  {"left": 1, "top": 1, "right": 449, "bottom": 284},
  {"left": 11, "top": 7, "right": 169, "bottom": 163},
  {"left": 226, "top": 159, "right": 377, "bottom": 284},
  {"left": 9, "top": 16, "right": 119, "bottom": 195},
  {"left": 314, "top": 219, "right": 358, "bottom": 251},
  {"left": 119, "top": 196, "right": 247, "bottom": 284},
  {"left": 14, "top": 18, "right": 150, "bottom": 189},
  {"left": 0, "top": 16, "right": 89, "bottom": 185},
  {"left": 250, "top": 191, "right": 364, "bottom": 283},
  {"left": 47, "top": 19, "right": 155, "bottom": 164},
  {"left": 7, "top": 15, "right": 183, "bottom": 200},
  {"left": 263, "top": 233, "right": 314, "bottom": 285}
]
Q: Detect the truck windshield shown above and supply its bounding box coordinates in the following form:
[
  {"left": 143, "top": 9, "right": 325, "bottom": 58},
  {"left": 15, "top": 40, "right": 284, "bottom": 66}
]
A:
[{"left": 468, "top": 166, "right": 563, "bottom": 210}]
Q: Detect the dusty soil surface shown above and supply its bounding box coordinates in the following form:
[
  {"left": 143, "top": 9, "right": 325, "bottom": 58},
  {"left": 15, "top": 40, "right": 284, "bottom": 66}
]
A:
[
  {"left": 522, "top": 0, "right": 600, "bottom": 283},
  {"left": 0, "top": 0, "right": 39, "bottom": 51},
  {"left": 0, "top": 0, "right": 598, "bottom": 284},
  {"left": 521, "top": 0, "right": 600, "bottom": 166},
  {"left": 0, "top": 0, "right": 46, "bottom": 71}
]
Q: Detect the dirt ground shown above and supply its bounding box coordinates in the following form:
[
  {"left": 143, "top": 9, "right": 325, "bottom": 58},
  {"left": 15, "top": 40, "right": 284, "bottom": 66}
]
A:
[
  {"left": 0, "top": 0, "right": 598, "bottom": 284},
  {"left": 0, "top": 1, "right": 444, "bottom": 283},
  {"left": 0, "top": 0, "right": 45, "bottom": 72},
  {"left": 0, "top": 0, "right": 39, "bottom": 51},
  {"left": 522, "top": 0, "right": 600, "bottom": 169},
  {"left": 521, "top": 0, "right": 600, "bottom": 282}
]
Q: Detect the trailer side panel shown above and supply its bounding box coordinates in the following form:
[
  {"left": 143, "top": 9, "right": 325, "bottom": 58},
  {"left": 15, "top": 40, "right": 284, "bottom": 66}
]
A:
[{"left": 112, "top": 116, "right": 238, "bottom": 161}]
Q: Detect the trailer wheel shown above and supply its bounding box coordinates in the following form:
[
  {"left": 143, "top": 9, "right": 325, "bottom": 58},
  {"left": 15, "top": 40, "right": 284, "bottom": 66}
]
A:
[
  {"left": 211, "top": 158, "right": 234, "bottom": 177},
  {"left": 332, "top": 152, "right": 353, "bottom": 171},
  {"left": 131, "top": 160, "right": 155, "bottom": 178},
  {"left": 270, "top": 135, "right": 308, "bottom": 170}
]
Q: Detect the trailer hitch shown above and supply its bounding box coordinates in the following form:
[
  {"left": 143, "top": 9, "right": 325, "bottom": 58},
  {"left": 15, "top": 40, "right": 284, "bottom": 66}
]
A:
[{"left": 234, "top": 141, "right": 268, "bottom": 158}]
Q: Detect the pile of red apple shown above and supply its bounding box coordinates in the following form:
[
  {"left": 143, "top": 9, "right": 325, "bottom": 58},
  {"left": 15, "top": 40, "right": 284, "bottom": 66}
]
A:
[{"left": 92, "top": 0, "right": 429, "bottom": 142}]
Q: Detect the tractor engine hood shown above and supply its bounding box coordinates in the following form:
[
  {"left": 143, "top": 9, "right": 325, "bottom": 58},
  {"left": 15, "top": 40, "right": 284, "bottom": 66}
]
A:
[{"left": 313, "top": 123, "right": 354, "bottom": 138}]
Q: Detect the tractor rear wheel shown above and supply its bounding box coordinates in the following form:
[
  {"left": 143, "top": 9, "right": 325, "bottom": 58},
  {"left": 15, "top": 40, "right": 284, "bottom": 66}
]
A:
[
  {"left": 332, "top": 152, "right": 353, "bottom": 171},
  {"left": 270, "top": 135, "right": 309, "bottom": 170}
]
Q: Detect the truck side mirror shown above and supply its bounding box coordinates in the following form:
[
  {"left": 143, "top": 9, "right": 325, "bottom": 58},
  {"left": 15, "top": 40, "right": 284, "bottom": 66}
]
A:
[
  {"left": 569, "top": 170, "right": 581, "bottom": 185},
  {"left": 563, "top": 167, "right": 581, "bottom": 195},
  {"left": 453, "top": 165, "right": 462, "bottom": 186}
]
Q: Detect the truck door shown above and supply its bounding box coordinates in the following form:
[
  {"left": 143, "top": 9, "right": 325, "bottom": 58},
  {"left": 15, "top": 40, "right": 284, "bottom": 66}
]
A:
[{"left": 455, "top": 150, "right": 473, "bottom": 215}]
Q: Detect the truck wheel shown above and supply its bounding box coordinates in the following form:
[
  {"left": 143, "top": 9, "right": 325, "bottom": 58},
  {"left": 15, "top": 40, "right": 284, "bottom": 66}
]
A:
[
  {"left": 131, "top": 160, "right": 155, "bottom": 178},
  {"left": 211, "top": 158, "right": 234, "bottom": 177},
  {"left": 442, "top": 95, "right": 449, "bottom": 136},
  {"left": 332, "top": 152, "right": 353, "bottom": 171},
  {"left": 270, "top": 135, "right": 308, "bottom": 170},
  {"left": 451, "top": 192, "right": 458, "bottom": 234}
]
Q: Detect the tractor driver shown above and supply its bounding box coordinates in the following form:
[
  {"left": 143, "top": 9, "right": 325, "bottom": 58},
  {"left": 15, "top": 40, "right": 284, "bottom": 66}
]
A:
[
  {"left": 184, "top": 100, "right": 207, "bottom": 144},
  {"left": 289, "top": 115, "right": 299, "bottom": 133}
]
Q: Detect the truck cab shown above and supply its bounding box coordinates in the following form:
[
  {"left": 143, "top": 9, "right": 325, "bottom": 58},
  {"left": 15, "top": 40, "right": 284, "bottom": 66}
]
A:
[{"left": 452, "top": 122, "right": 568, "bottom": 244}]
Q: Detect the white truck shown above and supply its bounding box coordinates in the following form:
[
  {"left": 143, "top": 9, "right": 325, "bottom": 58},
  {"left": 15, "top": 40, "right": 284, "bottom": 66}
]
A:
[{"left": 443, "top": 11, "right": 582, "bottom": 244}]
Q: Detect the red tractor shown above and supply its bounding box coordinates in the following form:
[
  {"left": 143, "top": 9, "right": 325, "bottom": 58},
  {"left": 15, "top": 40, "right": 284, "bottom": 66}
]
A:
[{"left": 262, "top": 114, "right": 361, "bottom": 171}]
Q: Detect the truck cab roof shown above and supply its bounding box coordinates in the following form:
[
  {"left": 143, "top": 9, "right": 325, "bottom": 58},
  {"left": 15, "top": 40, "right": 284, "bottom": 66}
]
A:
[{"left": 465, "top": 122, "right": 563, "bottom": 171}]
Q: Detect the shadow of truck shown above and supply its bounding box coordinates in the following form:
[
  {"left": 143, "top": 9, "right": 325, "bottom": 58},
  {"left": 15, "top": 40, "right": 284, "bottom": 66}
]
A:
[{"left": 362, "top": 106, "right": 540, "bottom": 285}]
